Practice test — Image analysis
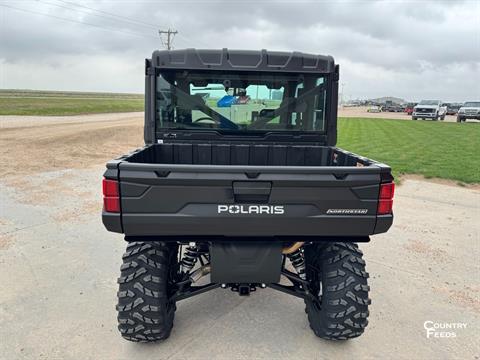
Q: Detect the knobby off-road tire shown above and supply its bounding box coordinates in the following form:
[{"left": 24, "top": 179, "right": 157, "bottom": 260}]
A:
[
  {"left": 116, "top": 241, "right": 178, "bottom": 342},
  {"left": 304, "top": 243, "right": 370, "bottom": 340}
]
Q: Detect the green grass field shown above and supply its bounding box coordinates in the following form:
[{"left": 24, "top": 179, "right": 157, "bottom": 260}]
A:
[
  {"left": 0, "top": 89, "right": 144, "bottom": 115},
  {"left": 338, "top": 118, "right": 480, "bottom": 184}
]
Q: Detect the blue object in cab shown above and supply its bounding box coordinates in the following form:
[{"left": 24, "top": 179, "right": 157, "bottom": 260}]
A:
[{"left": 217, "top": 95, "right": 237, "bottom": 107}]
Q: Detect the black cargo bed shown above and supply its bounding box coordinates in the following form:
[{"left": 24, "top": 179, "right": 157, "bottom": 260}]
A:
[{"left": 124, "top": 143, "right": 373, "bottom": 167}]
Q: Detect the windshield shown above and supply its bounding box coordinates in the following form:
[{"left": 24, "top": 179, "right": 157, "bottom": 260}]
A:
[
  {"left": 155, "top": 71, "right": 327, "bottom": 133},
  {"left": 418, "top": 100, "right": 440, "bottom": 105},
  {"left": 464, "top": 102, "right": 480, "bottom": 107}
]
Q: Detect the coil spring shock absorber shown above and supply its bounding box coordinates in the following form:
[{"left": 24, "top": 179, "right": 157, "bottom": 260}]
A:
[
  {"left": 288, "top": 248, "right": 306, "bottom": 280},
  {"left": 181, "top": 245, "right": 199, "bottom": 274}
]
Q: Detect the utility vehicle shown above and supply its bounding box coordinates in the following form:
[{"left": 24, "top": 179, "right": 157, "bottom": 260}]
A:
[{"left": 102, "top": 49, "right": 394, "bottom": 342}]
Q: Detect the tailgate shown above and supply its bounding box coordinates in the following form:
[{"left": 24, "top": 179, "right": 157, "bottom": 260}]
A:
[{"left": 117, "top": 163, "right": 384, "bottom": 237}]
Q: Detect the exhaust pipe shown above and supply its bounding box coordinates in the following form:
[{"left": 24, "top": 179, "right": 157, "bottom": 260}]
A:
[{"left": 189, "top": 265, "right": 211, "bottom": 283}]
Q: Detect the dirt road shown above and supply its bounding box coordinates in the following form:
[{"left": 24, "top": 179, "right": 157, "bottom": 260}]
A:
[
  {"left": 0, "top": 113, "right": 479, "bottom": 359},
  {"left": 0, "top": 112, "right": 143, "bottom": 178}
]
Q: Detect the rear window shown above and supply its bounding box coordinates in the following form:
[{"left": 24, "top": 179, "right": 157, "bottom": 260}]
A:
[{"left": 155, "top": 71, "right": 327, "bottom": 133}]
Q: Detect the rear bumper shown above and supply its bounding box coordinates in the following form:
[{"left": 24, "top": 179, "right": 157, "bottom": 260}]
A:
[
  {"left": 103, "top": 212, "right": 393, "bottom": 238},
  {"left": 102, "top": 211, "right": 122, "bottom": 233}
]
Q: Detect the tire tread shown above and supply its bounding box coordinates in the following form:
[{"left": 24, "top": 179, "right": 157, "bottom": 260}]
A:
[
  {"left": 305, "top": 242, "right": 370, "bottom": 340},
  {"left": 116, "top": 241, "right": 176, "bottom": 343}
]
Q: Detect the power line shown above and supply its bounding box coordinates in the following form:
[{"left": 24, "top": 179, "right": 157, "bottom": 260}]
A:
[
  {"left": 0, "top": 3, "right": 158, "bottom": 39},
  {"left": 48, "top": 1, "right": 205, "bottom": 49},
  {"left": 158, "top": 28, "right": 178, "bottom": 50},
  {"left": 3, "top": 2, "right": 207, "bottom": 50},
  {"left": 54, "top": 0, "right": 158, "bottom": 30},
  {"left": 35, "top": 1, "right": 195, "bottom": 50},
  {"left": 37, "top": 0, "right": 156, "bottom": 31}
]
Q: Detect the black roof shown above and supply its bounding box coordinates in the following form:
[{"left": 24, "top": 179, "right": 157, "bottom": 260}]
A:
[{"left": 151, "top": 48, "right": 335, "bottom": 74}]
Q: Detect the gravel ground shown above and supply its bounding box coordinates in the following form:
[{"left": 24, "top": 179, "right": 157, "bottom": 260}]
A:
[
  {"left": 0, "top": 114, "right": 479, "bottom": 359},
  {"left": 0, "top": 112, "right": 143, "bottom": 128}
]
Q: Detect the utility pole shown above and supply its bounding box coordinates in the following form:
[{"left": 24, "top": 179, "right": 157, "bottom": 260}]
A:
[{"left": 158, "top": 28, "right": 178, "bottom": 50}]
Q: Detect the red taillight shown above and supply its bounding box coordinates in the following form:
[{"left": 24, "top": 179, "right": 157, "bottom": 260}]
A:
[
  {"left": 378, "top": 182, "right": 395, "bottom": 215},
  {"left": 104, "top": 197, "right": 120, "bottom": 212},
  {"left": 377, "top": 199, "right": 393, "bottom": 215},
  {"left": 379, "top": 182, "right": 395, "bottom": 199},
  {"left": 103, "top": 178, "right": 120, "bottom": 213},
  {"left": 103, "top": 179, "right": 119, "bottom": 197}
]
